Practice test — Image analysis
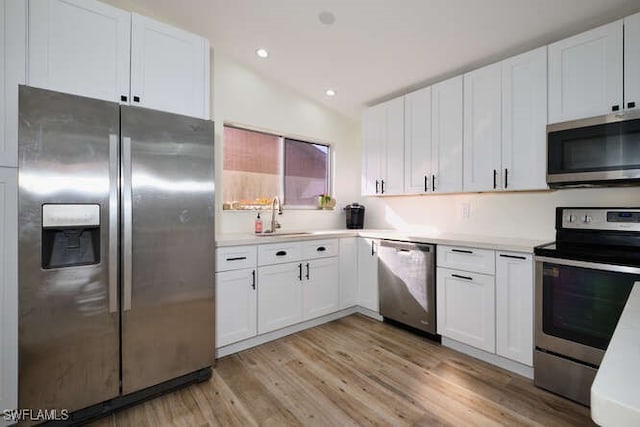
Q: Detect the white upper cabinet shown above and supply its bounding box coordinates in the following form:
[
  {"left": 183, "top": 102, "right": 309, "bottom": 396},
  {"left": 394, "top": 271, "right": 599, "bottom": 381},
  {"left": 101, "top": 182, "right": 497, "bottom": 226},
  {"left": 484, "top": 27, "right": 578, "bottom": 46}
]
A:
[
  {"left": 1, "top": 0, "right": 26, "bottom": 168},
  {"left": 361, "top": 104, "right": 384, "bottom": 196},
  {"left": 130, "top": 13, "right": 209, "bottom": 119},
  {"left": 625, "top": 12, "right": 640, "bottom": 111},
  {"left": 361, "top": 97, "right": 404, "bottom": 195},
  {"left": 501, "top": 47, "right": 548, "bottom": 191},
  {"left": 28, "top": 0, "right": 131, "bottom": 104},
  {"left": 404, "top": 86, "right": 432, "bottom": 194},
  {"left": 463, "top": 62, "right": 502, "bottom": 192},
  {"left": 27, "top": 1, "right": 209, "bottom": 119},
  {"left": 431, "top": 76, "right": 463, "bottom": 194},
  {"left": 548, "top": 20, "right": 623, "bottom": 123}
]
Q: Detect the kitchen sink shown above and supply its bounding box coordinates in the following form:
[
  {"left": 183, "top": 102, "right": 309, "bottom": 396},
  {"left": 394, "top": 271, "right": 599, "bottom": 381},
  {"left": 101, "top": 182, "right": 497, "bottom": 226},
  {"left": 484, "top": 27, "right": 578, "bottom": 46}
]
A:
[{"left": 255, "top": 232, "right": 314, "bottom": 237}]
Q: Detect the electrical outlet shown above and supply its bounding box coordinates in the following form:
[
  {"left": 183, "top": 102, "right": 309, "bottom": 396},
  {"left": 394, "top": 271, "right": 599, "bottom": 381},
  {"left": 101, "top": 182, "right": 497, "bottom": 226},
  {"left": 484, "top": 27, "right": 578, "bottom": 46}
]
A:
[{"left": 461, "top": 202, "right": 471, "bottom": 219}]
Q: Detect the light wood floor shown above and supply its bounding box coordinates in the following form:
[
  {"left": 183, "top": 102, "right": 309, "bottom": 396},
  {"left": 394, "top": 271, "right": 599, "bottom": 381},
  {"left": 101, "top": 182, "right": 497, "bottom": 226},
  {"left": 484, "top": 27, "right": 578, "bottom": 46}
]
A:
[{"left": 90, "top": 314, "right": 593, "bottom": 426}]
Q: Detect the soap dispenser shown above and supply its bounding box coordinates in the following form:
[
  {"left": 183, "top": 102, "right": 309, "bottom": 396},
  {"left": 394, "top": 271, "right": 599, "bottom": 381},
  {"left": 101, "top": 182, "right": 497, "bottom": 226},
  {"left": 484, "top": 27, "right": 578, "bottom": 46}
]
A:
[{"left": 255, "top": 211, "right": 263, "bottom": 234}]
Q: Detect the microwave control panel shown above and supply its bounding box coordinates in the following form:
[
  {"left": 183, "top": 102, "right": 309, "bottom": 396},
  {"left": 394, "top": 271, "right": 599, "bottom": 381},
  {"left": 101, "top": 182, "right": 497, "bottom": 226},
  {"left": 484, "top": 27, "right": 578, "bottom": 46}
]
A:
[{"left": 561, "top": 208, "right": 640, "bottom": 231}]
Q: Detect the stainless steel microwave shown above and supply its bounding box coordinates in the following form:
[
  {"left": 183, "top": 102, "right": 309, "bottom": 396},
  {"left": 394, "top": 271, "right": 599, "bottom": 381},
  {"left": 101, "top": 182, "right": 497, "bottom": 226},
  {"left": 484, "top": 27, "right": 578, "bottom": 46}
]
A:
[{"left": 547, "top": 110, "right": 640, "bottom": 187}]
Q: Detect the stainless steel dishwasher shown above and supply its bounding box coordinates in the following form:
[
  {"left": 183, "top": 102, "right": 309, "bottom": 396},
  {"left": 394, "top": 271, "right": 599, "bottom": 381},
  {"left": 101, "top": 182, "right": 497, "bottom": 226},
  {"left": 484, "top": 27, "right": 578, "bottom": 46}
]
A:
[{"left": 378, "top": 240, "right": 436, "bottom": 335}]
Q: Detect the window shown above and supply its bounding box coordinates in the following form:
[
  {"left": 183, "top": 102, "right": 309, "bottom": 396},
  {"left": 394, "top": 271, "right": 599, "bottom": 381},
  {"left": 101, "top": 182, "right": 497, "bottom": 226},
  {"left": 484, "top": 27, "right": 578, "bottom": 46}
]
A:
[{"left": 223, "top": 125, "right": 331, "bottom": 210}]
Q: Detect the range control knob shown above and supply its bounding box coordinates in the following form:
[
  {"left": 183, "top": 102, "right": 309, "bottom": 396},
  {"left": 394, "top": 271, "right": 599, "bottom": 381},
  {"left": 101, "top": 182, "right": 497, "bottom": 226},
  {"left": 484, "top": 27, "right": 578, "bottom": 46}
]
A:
[
  {"left": 583, "top": 215, "right": 592, "bottom": 224},
  {"left": 568, "top": 214, "right": 576, "bottom": 223}
]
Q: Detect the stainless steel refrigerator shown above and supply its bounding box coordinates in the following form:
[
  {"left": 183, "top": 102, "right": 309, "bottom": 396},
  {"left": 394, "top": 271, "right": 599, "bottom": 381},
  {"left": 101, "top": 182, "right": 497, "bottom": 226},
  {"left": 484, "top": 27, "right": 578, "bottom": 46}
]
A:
[{"left": 18, "top": 86, "right": 215, "bottom": 418}]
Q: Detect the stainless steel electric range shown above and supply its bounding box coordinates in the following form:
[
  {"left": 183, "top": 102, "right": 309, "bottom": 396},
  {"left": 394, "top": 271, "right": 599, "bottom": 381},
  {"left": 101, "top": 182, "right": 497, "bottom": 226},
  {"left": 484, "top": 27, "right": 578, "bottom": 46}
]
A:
[{"left": 534, "top": 207, "right": 640, "bottom": 406}]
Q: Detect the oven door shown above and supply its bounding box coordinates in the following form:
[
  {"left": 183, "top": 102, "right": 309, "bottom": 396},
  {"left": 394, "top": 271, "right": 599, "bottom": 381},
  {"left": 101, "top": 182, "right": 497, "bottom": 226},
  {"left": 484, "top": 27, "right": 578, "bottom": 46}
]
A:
[
  {"left": 547, "top": 112, "right": 640, "bottom": 185},
  {"left": 535, "top": 256, "right": 638, "bottom": 366}
]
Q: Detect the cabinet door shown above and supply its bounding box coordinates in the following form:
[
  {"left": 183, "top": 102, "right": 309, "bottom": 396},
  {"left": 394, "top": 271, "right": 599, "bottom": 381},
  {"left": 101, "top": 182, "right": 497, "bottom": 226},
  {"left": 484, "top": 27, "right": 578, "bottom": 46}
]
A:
[
  {"left": 501, "top": 47, "right": 548, "bottom": 191},
  {"left": 431, "top": 75, "right": 463, "bottom": 194},
  {"left": 436, "top": 267, "right": 495, "bottom": 353},
  {"left": 404, "top": 87, "right": 432, "bottom": 194},
  {"left": 496, "top": 252, "right": 533, "bottom": 366},
  {"left": 0, "top": 167, "right": 18, "bottom": 420},
  {"left": 339, "top": 237, "right": 358, "bottom": 309},
  {"left": 361, "top": 104, "right": 384, "bottom": 195},
  {"left": 357, "top": 238, "right": 379, "bottom": 312},
  {"left": 215, "top": 268, "right": 257, "bottom": 347},
  {"left": 28, "top": 0, "right": 131, "bottom": 103},
  {"left": 381, "top": 96, "right": 404, "bottom": 195},
  {"left": 303, "top": 258, "right": 340, "bottom": 320},
  {"left": 130, "top": 13, "right": 209, "bottom": 119},
  {"left": 1, "top": 0, "right": 26, "bottom": 168},
  {"left": 463, "top": 63, "right": 502, "bottom": 192},
  {"left": 257, "top": 262, "right": 303, "bottom": 334},
  {"left": 625, "top": 12, "right": 640, "bottom": 111},
  {"left": 548, "top": 20, "right": 623, "bottom": 123}
]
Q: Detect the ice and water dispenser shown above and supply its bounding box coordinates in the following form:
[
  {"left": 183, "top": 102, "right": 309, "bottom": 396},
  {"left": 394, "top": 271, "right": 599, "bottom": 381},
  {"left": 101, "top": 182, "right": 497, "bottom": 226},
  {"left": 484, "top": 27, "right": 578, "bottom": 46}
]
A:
[{"left": 41, "top": 204, "right": 101, "bottom": 269}]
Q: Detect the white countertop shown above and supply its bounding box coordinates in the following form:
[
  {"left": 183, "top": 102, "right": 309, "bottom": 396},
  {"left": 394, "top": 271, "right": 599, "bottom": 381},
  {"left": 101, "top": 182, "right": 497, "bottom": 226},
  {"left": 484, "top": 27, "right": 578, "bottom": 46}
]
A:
[
  {"left": 591, "top": 282, "right": 640, "bottom": 427},
  {"left": 216, "top": 229, "right": 549, "bottom": 253}
]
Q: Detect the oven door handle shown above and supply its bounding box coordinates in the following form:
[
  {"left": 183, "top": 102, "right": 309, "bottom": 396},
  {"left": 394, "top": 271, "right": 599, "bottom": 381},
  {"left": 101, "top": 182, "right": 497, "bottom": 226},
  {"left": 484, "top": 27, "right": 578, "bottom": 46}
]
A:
[{"left": 535, "top": 256, "right": 640, "bottom": 275}]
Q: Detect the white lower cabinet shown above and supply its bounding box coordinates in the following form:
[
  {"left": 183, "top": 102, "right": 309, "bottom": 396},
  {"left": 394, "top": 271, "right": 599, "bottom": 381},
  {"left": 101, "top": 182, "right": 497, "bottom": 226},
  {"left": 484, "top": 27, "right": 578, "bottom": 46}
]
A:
[
  {"left": 303, "top": 258, "right": 340, "bottom": 320},
  {"left": 437, "top": 267, "right": 496, "bottom": 353},
  {"left": 496, "top": 252, "right": 534, "bottom": 366},
  {"left": 257, "top": 262, "right": 304, "bottom": 334},
  {"left": 339, "top": 237, "right": 358, "bottom": 308},
  {"left": 357, "top": 237, "right": 379, "bottom": 312},
  {"left": 215, "top": 268, "right": 257, "bottom": 348},
  {"left": 0, "top": 167, "right": 18, "bottom": 420}
]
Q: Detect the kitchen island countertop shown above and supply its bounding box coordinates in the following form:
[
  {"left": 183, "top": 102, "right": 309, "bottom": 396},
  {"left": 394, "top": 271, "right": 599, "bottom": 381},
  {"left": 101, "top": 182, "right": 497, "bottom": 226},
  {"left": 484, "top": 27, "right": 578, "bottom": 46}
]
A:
[{"left": 591, "top": 282, "right": 640, "bottom": 427}]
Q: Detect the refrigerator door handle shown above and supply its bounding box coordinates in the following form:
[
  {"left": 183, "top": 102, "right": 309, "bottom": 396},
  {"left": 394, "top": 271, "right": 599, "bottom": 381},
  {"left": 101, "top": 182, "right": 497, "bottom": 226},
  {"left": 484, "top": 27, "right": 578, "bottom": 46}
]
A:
[
  {"left": 108, "top": 134, "right": 119, "bottom": 313},
  {"left": 123, "top": 136, "right": 133, "bottom": 312}
]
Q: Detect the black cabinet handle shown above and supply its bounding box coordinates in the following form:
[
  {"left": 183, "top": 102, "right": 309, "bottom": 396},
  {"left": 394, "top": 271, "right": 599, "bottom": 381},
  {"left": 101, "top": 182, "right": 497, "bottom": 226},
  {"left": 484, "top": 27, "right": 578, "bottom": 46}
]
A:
[
  {"left": 306, "top": 263, "right": 310, "bottom": 280},
  {"left": 371, "top": 241, "right": 375, "bottom": 256},
  {"left": 298, "top": 263, "right": 302, "bottom": 281},
  {"left": 133, "top": 96, "right": 141, "bottom": 103},
  {"left": 493, "top": 169, "right": 497, "bottom": 189},
  {"left": 226, "top": 256, "right": 247, "bottom": 261},
  {"left": 424, "top": 175, "right": 428, "bottom": 192},
  {"left": 375, "top": 180, "right": 379, "bottom": 194},
  {"left": 612, "top": 105, "right": 620, "bottom": 111},
  {"left": 504, "top": 168, "right": 508, "bottom": 189},
  {"left": 628, "top": 102, "right": 636, "bottom": 109},
  {"left": 251, "top": 270, "right": 256, "bottom": 290},
  {"left": 317, "top": 246, "right": 326, "bottom": 252},
  {"left": 432, "top": 175, "right": 435, "bottom": 192},
  {"left": 276, "top": 250, "right": 287, "bottom": 256},
  {"left": 452, "top": 273, "right": 473, "bottom": 281},
  {"left": 381, "top": 180, "right": 385, "bottom": 194},
  {"left": 451, "top": 249, "right": 473, "bottom": 254},
  {"left": 500, "top": 254, "right": 526, "bottom": 260},
  {"left": 120, "top": 95, "right": 128, "bottom": 102}
]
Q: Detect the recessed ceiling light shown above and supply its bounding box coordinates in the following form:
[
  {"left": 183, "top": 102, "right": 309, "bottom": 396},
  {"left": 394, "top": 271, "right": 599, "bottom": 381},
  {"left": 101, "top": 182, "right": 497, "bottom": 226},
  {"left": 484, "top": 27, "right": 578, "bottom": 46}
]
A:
[
  {"left": 256, "top": 48, "right": 269, "bottom": 59},
  {"left": 325, "top": 89, "right": 336, "bottom": 97},
  {"left": 318, "top": 11, "right": 336, "bottom": 26}
]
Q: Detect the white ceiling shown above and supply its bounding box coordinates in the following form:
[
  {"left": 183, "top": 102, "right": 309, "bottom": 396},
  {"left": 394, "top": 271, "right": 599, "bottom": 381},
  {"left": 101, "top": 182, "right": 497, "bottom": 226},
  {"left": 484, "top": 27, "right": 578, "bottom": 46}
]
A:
[{"left": 105, "top": 0, "right": 640, "bottom": 119}]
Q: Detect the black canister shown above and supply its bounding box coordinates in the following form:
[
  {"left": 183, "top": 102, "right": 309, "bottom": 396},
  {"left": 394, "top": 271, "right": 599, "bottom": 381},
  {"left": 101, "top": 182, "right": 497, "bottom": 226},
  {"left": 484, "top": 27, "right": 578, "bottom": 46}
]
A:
[{"left": 344, "top": 203, "right": 365, "bottom": 229}]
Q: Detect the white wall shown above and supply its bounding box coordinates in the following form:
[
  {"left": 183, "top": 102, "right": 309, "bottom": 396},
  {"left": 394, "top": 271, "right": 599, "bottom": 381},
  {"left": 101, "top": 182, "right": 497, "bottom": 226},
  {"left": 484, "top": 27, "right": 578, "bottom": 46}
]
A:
[
  {"left": 363, "top": 187, "right": 640, "bottom": 241},
  {"left": 211, "top": 52, "right": 361, "bottom": 234}
]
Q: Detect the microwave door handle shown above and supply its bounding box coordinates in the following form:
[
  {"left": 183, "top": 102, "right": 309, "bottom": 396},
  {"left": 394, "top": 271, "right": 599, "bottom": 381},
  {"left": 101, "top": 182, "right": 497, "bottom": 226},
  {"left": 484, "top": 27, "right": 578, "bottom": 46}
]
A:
[
  {"left": 108, "top": 134, "right": 119, "bottom": 313},
  {"left": 122, "top": 136, "right": 133, "bottom": 312}
]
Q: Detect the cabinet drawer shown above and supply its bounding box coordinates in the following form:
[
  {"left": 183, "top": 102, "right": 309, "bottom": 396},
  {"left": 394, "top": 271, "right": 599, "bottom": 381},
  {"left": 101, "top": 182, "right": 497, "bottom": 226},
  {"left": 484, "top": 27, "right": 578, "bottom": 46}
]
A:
[
  {"left": 258, "top": 242, "right": 304, "bottom": 265},
  {"left": 216, "top": 246, "right": 257, "bottom": 272},
  {"left": 303, "top": 239, "right": 339, "bottom": 259},
  {"left": 437, "top": 245, "right": 495, "bottom": 275}
]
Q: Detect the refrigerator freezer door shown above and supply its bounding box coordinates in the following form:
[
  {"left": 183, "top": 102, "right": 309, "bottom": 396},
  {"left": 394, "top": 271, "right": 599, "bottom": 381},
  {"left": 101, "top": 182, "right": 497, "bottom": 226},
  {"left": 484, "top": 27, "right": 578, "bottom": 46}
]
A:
[
  {"left": 18, "top": 86, "right": 120, "bottom": 412},
  {"left": 120, "top": 106, "right": 215, "bottom": 394}
]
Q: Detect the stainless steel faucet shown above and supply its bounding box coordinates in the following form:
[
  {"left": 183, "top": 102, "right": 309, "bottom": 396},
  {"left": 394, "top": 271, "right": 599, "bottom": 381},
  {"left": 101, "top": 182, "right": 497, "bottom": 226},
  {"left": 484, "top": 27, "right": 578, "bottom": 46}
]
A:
[{"left": 264, "top": 196, "right": 283, "bottom": 233}]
